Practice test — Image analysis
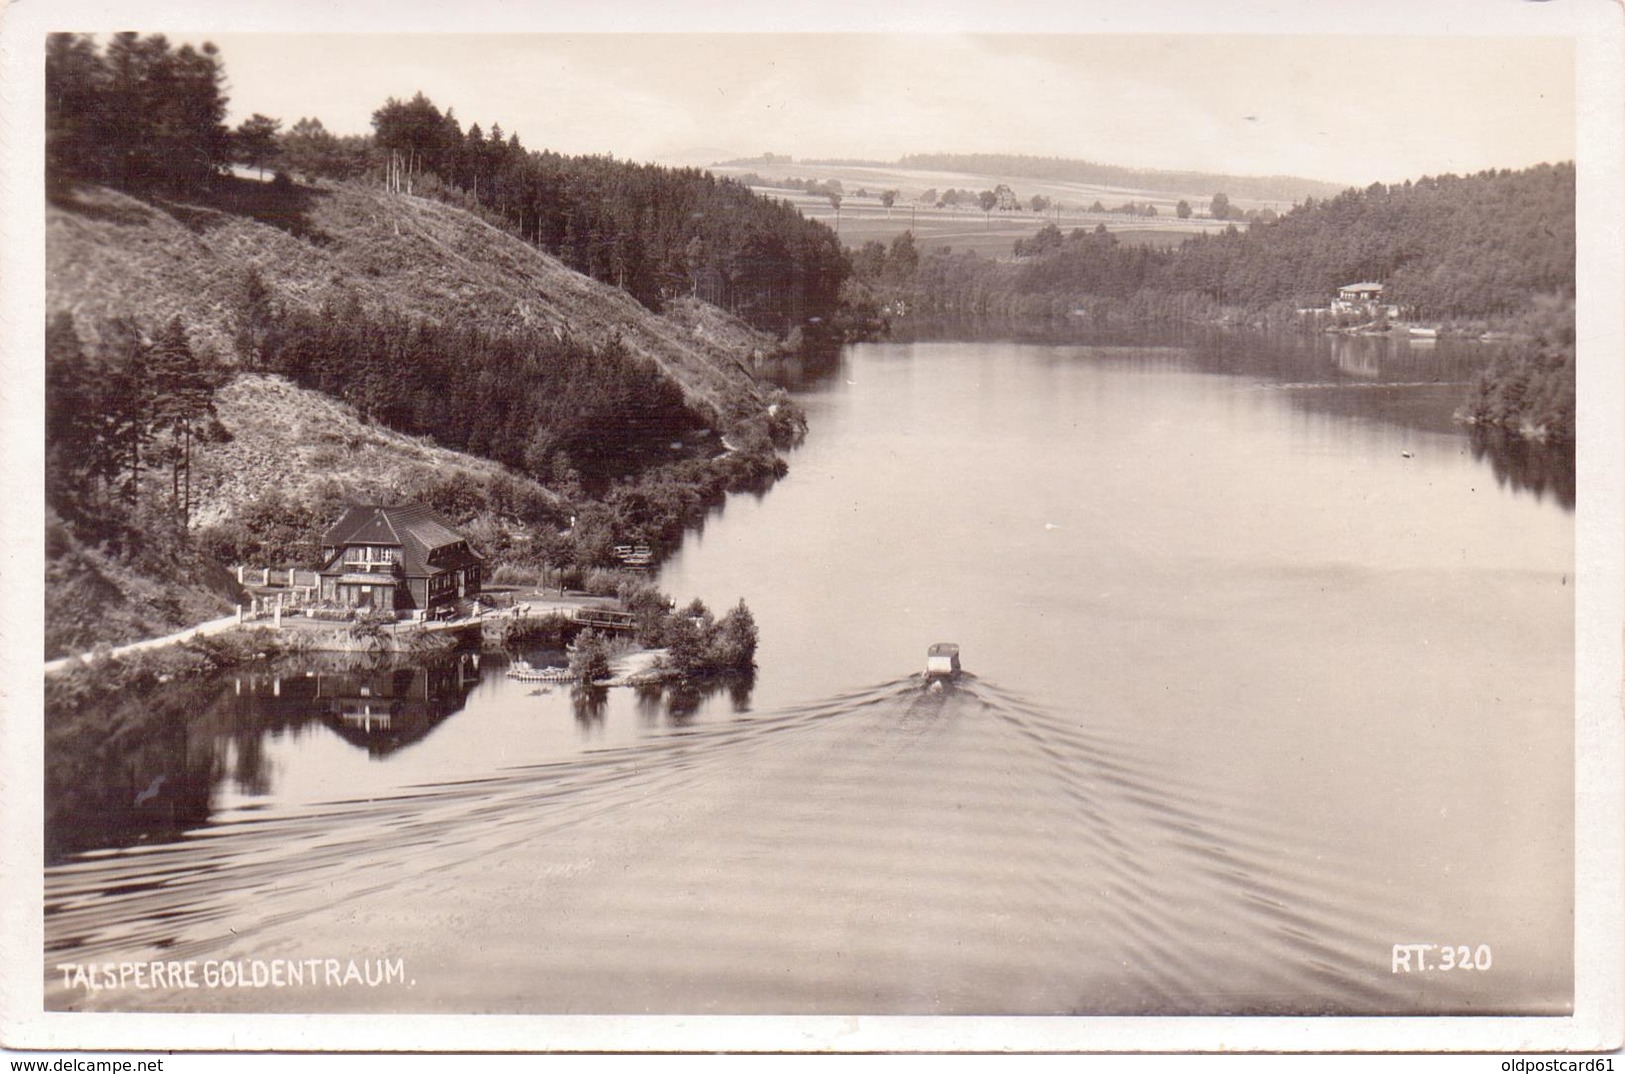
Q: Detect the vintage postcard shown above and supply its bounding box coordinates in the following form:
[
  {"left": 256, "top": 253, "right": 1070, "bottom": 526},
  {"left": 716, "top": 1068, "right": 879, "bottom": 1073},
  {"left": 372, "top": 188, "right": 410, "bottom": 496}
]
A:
[{"left": 2, "top": 0, "right": 1620, "bottom": 1059}]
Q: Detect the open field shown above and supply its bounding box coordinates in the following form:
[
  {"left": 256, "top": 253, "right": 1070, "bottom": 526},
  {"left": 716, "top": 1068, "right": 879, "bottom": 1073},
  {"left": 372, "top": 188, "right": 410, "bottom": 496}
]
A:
[
  {"left": 717, "top": 157, "right": 1249, "bottom": 256},
  {"left": 751, "top": 186, "right": 1221, "bottom": 256}
]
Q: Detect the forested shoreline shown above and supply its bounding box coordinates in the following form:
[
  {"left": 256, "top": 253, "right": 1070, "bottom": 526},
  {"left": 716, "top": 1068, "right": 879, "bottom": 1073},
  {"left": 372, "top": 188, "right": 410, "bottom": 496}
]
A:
[{"left": 845, "top": 162, "right": 1575, "bottom": 441}]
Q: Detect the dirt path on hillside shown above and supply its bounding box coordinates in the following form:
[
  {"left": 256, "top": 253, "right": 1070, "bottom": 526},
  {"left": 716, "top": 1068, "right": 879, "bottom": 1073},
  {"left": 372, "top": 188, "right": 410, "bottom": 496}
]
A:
[
  {"left": 43, "top": 614, "right": 248, "bottom": 676},
  {"left": 42, "top": 594, "right": 613, "bottom": 676}
]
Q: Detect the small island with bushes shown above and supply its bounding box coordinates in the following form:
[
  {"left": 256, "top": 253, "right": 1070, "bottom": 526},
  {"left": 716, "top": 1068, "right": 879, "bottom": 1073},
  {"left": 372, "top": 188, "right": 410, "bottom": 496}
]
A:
[{"left": 494, "top": 574, "right": 758, "bottom": 686}]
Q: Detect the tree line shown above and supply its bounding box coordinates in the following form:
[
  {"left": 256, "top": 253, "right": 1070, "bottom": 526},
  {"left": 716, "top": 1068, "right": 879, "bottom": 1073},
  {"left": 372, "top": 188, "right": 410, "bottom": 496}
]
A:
[
  {"left": 242, "top": 288, "right": 702, "bottom": 490},
  {"left": 227, "top": 289, "right": 793, "bottom": 569},
  {"left": 277, "top": 92, "right": 850, "bottom": 338},
  {"left": 45, "top": 37, "right": 851, "bottom": 340},
  {"left": 845, "top": 163, "right": 1574, "bottom": 441},
  {"left": 46, "top": 32, "right": 231, "bottom": 194},
  {"left": 1456, "top": 294, "right": 1576, "bottom": 443},
  {"left": 567, "top": 589, "right": 759, "bottom": 683},
  {"left": 377, "top": 92, "right": 846, "bottom": 334}
]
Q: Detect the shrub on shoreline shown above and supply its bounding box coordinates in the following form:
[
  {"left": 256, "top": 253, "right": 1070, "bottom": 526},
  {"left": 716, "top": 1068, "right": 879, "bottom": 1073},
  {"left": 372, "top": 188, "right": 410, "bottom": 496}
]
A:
[
  {"left": 497, "top": 611, "right": 578, "bottom": 650},
  {"left": 46, "top": 628, "right": 287, "bottom": 718},
  {"left": 567, "top": 629, "right": 613, "bottom": 683},
  {"left": 1459, "top": 345, "right": 1575, "bottom": 443}
]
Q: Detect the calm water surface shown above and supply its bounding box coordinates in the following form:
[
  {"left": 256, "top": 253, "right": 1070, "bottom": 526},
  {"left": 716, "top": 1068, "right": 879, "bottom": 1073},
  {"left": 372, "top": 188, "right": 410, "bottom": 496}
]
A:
[{"left": 45, "top": 331, "right": 1573, "bottom": 1015}]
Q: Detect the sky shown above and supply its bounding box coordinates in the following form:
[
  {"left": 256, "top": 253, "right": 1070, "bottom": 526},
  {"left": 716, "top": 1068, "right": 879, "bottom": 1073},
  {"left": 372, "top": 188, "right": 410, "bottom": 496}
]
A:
[{"left": 183, "top": 30, "right": 1576, "bottom": 189}]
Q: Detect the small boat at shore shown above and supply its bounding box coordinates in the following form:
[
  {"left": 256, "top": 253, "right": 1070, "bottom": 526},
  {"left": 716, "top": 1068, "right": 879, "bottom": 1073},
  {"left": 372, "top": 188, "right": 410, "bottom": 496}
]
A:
[
  {"left": 925, "top": 643, "right": 962, "bottom": 683},
  {"left": 506, "top": 660, "right": 578, "bottom": 683}
]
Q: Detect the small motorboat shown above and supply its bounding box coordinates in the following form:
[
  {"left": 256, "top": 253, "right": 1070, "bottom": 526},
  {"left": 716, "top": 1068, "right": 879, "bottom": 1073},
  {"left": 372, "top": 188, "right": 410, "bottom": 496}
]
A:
[{"left": 925, "top": 643, "right": 962, "bottom": 683}]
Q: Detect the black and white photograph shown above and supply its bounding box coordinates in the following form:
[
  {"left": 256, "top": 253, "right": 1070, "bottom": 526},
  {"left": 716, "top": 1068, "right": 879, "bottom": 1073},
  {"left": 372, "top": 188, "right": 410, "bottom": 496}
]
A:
[{"left": 2, "top": 0, "right": 1621, "bottom": 1059}]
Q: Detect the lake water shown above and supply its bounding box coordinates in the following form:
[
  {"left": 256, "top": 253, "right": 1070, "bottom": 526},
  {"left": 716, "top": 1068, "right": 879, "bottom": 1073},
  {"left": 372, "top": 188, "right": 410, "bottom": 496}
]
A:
[{"left": 44, "top": 330, "right": 1574, "bottom": 1016}]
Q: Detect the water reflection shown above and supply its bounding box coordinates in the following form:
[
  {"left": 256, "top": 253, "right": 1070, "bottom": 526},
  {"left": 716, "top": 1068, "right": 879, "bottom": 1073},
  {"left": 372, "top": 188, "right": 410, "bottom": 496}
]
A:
[
  {"left": 880, "top": 314, "right": 1201, "bottom": 349},
  {"left": 847, "top": 322, "right": 1570, "bottom": 508},
  {"left": 635, "top": 673, "right": 756, "bottom": 726},
  {"left": 754, "top": 346, "right": 843, "bottom": 392},
  {"left": 1182, "top": 328, "right": 1487, "bottom": 388},
  {"left": 1470, "top": 426, "right": 1576, "bottom": 509},
  {"left": 571, "top": 683, "right": 608, "bottom": 730},
  {"left": 44, "top": 676, "right": 222, "bottom": 864},
  {"left": 501, "top": 649, "right": 758, "bottom": 731},
  {"left": 44, "top": 651, "right": 482, "bottom": 862},
  {"left": 315, "top": 657, "right": 482, "bottom": 756},
  {"left": 568, "top": 675, "right": 757, "bottom": 731}
]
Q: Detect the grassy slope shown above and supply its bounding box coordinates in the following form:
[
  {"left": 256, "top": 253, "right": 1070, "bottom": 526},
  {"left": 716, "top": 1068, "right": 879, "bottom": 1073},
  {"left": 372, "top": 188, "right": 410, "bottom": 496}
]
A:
[
  {"left": 46, "top": 179, "right": 783, "bottom": 425},
  {"left": 191, "top": 372, "right": 564, "bottom": 530},
  {"left": 45, "top": 178, "right": 789, "bottom": 654},
  {"left": 44, "top": 516, "right": 242, "bottom": 661}
]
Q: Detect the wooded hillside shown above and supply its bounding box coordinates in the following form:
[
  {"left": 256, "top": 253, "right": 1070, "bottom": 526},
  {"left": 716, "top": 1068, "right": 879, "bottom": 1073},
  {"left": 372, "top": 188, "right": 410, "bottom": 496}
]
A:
[
  {"left": 859, "top": 163, "right": 1573, "bottom": 321},
  {"left": 47, "top": 35, "right": 851, "bottom": 342},
  {"left": 846, "top": 162, "right": 1575, "bottom": 441},
  {"left": 43, "top": 33, "right": 825, "bottom": 655}
]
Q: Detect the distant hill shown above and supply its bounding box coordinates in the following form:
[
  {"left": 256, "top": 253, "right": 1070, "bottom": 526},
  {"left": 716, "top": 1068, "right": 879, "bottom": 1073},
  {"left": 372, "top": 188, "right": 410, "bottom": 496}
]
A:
[
  {"left": 657, "top": 146, "right": 742, "bottom": 168},
  {"left": 720, "top": 153, "right": 1346, "bottom": 204},
  {"left": 895, "top": 154, "right": 1348, "bottom": 204}
]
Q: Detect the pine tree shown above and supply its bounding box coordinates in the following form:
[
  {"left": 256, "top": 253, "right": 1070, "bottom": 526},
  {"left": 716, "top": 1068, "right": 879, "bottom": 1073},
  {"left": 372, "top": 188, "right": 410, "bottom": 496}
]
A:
[
  {"left": 233, "top": 114, "right": 282, "bottom": 178},
  {"left": 146, "top": 317, "right": 223, "bottom": 524}
]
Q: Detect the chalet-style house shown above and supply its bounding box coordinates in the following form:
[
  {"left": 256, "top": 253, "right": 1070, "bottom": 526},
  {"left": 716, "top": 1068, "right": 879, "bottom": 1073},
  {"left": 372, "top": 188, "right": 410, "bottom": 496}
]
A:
[
  {"left": 1331, "top": 282, "right": 1384, "bottom": 314},
  {"left": 1330, "top": 281, "right": 1402, "bottom": 319},
  {"left": 317, "top": 504, "right": 482, "bottom": 617}
]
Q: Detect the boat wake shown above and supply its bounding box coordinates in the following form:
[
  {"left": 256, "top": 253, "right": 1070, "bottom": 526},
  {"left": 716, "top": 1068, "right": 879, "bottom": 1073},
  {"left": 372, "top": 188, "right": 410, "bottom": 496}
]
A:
[{"left": 46, "top": 673, "right": 1518, "bottom": 1015}]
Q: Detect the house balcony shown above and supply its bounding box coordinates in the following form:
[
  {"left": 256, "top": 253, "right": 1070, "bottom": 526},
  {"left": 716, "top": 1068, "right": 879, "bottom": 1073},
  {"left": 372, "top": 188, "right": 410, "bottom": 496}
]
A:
[{"left": 339, "top": 557, "right": 403, "bottom": 576}]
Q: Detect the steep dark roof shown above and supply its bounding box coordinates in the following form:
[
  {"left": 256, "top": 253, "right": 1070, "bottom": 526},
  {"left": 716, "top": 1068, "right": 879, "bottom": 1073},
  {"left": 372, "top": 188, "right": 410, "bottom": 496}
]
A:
[{"left": 321, "top": 504, "right": 481, "bottom": 579}]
